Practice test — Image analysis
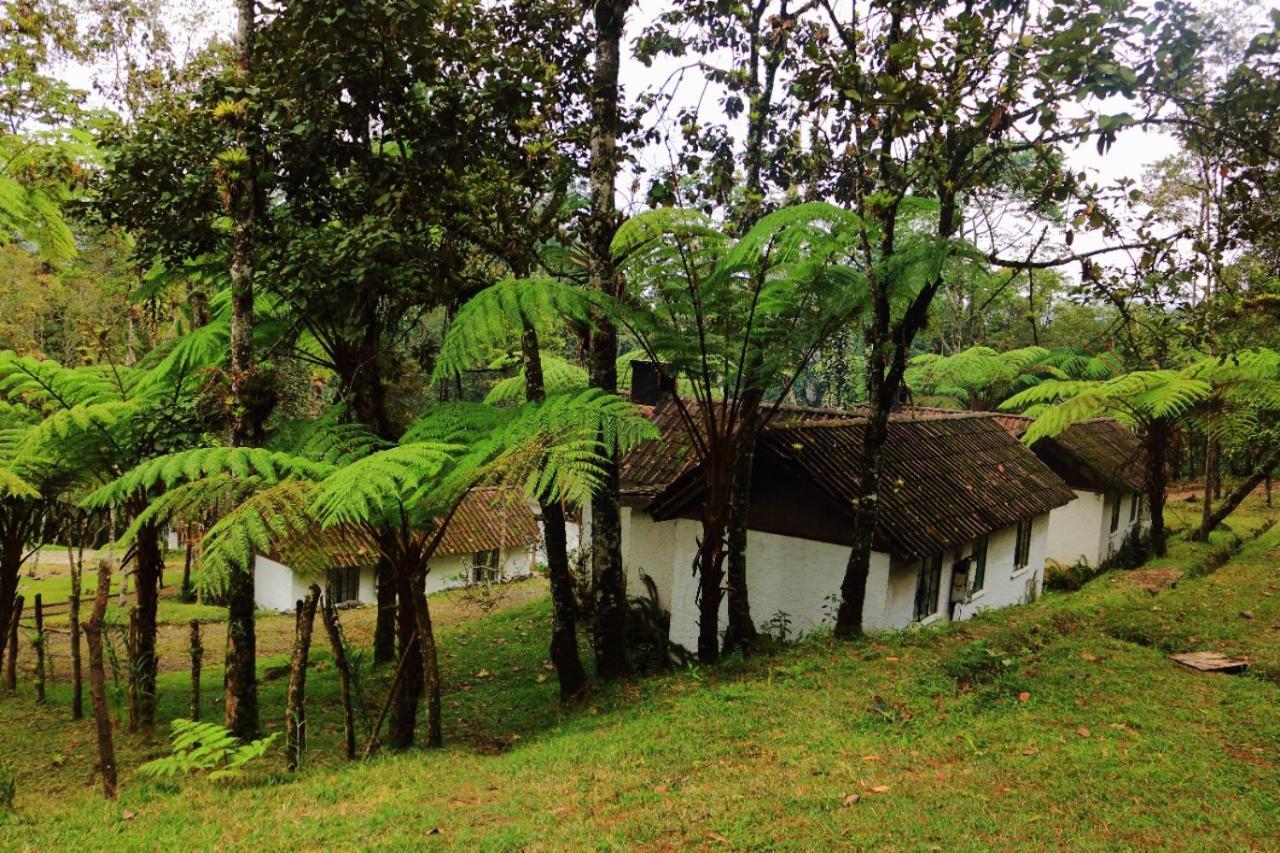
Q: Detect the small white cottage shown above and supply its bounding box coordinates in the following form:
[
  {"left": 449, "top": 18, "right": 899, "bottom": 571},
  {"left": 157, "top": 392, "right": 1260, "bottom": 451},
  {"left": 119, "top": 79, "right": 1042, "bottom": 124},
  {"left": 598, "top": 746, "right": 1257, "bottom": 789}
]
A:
[
  {"left": 995, "top": 416, "right": 1150, "bottom": 568},
  {"left": 252, "top": 489, "right": 544, "bottom": 611},
  {"left": 610, "top": 400, "right": 1077, "bottom": 648}
]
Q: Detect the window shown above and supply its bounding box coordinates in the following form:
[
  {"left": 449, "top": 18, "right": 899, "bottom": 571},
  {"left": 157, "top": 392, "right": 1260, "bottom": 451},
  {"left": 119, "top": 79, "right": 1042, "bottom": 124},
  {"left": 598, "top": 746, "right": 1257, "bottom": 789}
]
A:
[
  {"left": 971, "top": 535, "right": 988, "bottom": 594},
  {"left": 1014, "top": 518, "right": 1033, "bottom": 570},
  {"left": 914, "top": 553, "right": 943, "bottom": 621},
  {"left": 1109, "top": 494, "right": 1121, "bottom": 532},
  {"left": 471, "top": 548, "right": 500, "bottom": 584},
  {"left": 326, "top": 566, "right": 360, "bottom": 604},
  {"left": 1129, "top": 491, "right": 1140, "bottom": 523}
]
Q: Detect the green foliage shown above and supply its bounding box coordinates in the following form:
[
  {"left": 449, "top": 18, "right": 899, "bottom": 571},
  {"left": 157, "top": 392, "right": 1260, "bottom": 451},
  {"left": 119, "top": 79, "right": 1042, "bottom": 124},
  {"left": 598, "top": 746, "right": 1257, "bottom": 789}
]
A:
[
  {"left": 432, "top": 277, "right": 601, "bottom": 383},
  {"left": 907, "top": 345, "right": 1052, "bottom": 409},
  {"left": 138, "top": 719, "right": 278, "bottom": 782},
  {"left": 0, "top": 761, "right": 12, "bottom": 810}
]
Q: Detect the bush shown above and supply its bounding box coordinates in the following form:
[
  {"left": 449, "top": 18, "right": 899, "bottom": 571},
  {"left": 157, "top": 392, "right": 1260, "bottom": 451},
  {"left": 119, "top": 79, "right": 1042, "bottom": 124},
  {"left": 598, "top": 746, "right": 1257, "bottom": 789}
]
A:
[
  {"left": 940, "top": 640, "right": 1015, "bottom": 688},
  {"left": 139, "top": 719, "right": 277, "bottom": 782},
  {"left": 624, "top": 574, "right": 690, "bottom": 673}
]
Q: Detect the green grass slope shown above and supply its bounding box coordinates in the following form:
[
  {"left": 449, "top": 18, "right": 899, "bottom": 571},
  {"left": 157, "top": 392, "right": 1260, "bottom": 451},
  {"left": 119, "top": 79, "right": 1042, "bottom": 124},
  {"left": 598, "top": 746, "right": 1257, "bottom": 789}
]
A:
[{"left": 1, "top": 500, "right": 1278, "bottom": 849}]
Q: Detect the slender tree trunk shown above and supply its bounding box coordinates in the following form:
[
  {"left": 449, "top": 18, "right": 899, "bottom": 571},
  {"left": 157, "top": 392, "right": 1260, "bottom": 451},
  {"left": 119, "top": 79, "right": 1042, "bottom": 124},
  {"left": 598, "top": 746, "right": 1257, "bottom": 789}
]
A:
[
  {"left": 1200, "top": 433, "right": 1218, "bottom": 533},
  {"left": 180, "top": 540, "right": 194, "bottom": 602},
  {"left": 224, "top": 0, "right": 260, "bottom": 742},
  {"left": 4, "top": 594, "right": 22, "bottom": 690},
  {"left": 1195, "top": 447, "right": 1280, "bottom": 540},
  {"left": 834, "top": 371, "right": 895, "bottom": 637},
  {"left": 411, "top": 575, "right": 442, "bottom": 748},
  {"left": 373, "top": 559, "right": 396, "bottom": 665},
  {"left": 321, "top": 587, "right": 357, "bottom": 759},
  {"left": 131, "top": 522, "right": 163, "bottom": 730},
  {"left": 0, "top": 528, "right": 25, "bottom": 671},
  {"left": 1146, "top": 419, "right": 1172, "bottom": 557},
  {"left": 386, "top": 570, "right": 422, "bottom": 749},
  {"left": 521, "top": 318, "right": 587, "bottom": 698},
  {"left": 33, "top": 593, "right": 43, "bottom": 703},
  {"left": 189, "top": 620, "right": 202, "bottom": 721},
  {"left": 286, "top": 587, "right": 320, "bottom": 772},
  {"left": 83, "top": 560, "right": 117, "bottom": 799},
  {"left": 68, "top": 542, "right": 83, "bottom": 719},
  {"left": 585, "top": 0, "right": 632, "bottom": 682},
  {"left": 722, "top": 398, "right": 762, "bottom": 656}
]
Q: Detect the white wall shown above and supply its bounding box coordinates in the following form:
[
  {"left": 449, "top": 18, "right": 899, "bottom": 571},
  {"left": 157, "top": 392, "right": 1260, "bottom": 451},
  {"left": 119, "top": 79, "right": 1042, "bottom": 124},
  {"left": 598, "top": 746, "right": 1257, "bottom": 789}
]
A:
[
  {"left": 620, "top": 509, "right": 1050, "bottom": 651},
  {"left": 1045, "top": 489, "right": 1147, "bottom": 569},
  {"left": 253, "top": 554, "right": 333, "bottom": 612},
  {"left": 423, "top": 546, "right": 534, "bottom": 596}
]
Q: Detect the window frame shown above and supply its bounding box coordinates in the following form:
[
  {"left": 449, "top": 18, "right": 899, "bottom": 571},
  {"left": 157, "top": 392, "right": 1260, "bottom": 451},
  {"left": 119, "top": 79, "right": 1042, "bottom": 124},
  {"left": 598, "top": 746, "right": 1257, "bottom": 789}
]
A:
[
  {"left": 326, "top": 566, "right": 361, "bottom": 604},
  {"left": 1129, "top": 491, "right": 1139, "bottom": 523},
  {"left": 1110, "top": 493, "right": 1122, "bottom": 533},
  {"left": 1014, "top": 518, "right": 1033, "bottom": 570},
  {"left": 471, "top": 548, "right": 500, "bottom": 584},
  {"left": 971, "top": 535, "right": 988, "bottom": 595},
  {"left": 914, "top": 552, "right": 943, "bottom": 622}
]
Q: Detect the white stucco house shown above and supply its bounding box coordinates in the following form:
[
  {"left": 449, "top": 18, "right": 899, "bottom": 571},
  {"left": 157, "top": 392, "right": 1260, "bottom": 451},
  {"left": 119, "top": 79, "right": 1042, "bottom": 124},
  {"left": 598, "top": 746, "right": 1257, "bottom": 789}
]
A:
[
  {"left": 994, "top": 415, "right": 1151, "bottom": 568},
  {"left": 252, "top": 489, "right": 544, "bottom": 612},
  {"left": 605, "top": 397, "right": 1077, "bottom": 649}
]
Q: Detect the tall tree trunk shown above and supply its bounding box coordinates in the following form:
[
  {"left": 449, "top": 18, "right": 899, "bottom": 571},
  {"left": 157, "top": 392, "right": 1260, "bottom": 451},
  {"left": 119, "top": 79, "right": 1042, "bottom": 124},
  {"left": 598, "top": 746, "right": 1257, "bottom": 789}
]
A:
[
  {"left": 0, "top": 514, "right": 29, "bottom": 670},
  {"left": 521, "top": 318, "right": 587, "bottom": 698},
  {"left": 585, "top": 0, "right": 632, "bottom": 682},
  {"left": 1146, "top": 419, "right": 1172, "bottom": 557},
  {"left": 722, "top": 394, "right": 762, "bottom": 656},
  {"left": 1195, "top": 447, "right": 1280, "bottom": 540},
  {"left": 4, "top": 593, "right": 22, "bottom": 690},
  {"left": 411, "top": 575, "right": 442, "bottom": 748},
  {"left": 285, "top": 586, "right": 320, "bottom": 772},
  {"left": 68, "top": 540, "right": 83, "bottom": 719},
  {"left": 83, "top": 560, "right": 117, "bottom": 799},
  {"left": 131, "top": 521, "right": 163, "bottom": 730},
  {"left": 224, "top": 0, "right": 259, "bottom": 742},
  {"left": 189, "top": 619, "right": 203, "bottom": 721},
  {"left": 373, "top": 559, "right": 396, "bottom": 665},
  {"left": 1200, "top": 433, "right": 1218, "bottom": 533},
  {"left": 33, "top": 593, "right": 43, "bottom": 703},
  {"left": 386, "top": 569, "right": 422, "bottom": 749},
  {"left": 321, "top": 587, "right": 357, "bottom": 759}
]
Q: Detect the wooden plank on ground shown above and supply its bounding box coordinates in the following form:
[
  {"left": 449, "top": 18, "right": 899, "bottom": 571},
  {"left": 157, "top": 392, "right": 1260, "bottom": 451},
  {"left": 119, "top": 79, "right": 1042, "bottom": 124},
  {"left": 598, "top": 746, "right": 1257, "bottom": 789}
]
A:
[{"left": 1170, "top": 651, "right": 1248, "bottom": 674}]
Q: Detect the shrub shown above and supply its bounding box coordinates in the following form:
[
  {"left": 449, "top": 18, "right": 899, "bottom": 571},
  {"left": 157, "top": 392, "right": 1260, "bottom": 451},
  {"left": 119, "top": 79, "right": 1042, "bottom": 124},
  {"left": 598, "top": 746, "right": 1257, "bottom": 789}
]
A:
[
  {"left": 0, "top": 763, "right": 13, "bottom": 810},
  {"left": 139, "top": 719, "right": 277, "bottom": 782},
  {"left": 624, "top": 574, "right": 690, "bottom": 673}
]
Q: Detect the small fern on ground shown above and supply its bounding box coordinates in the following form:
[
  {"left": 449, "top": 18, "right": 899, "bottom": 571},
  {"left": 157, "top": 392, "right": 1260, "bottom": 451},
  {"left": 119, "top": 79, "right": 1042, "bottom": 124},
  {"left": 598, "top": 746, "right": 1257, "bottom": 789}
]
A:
[{"left": 138, "top": 719, "right": 278, "bottom": 782}]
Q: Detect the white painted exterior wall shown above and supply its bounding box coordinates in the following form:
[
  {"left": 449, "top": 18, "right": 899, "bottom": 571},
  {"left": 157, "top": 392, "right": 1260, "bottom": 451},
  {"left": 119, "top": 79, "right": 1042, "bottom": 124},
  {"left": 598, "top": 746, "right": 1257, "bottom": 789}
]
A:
[
  {"left": 253, "top": 545, "right": 536, "bottom": 612},
  {"left": 617, "top": 507, "right": 1052, "bottom": 652},
  {"left": 1043, "top": 489, "right": 1148, "bottom": 568}
]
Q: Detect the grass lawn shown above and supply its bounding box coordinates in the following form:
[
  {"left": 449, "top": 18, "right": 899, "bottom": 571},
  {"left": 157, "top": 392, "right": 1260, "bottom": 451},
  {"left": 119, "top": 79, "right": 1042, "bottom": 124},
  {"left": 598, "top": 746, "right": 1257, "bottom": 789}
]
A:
[{"left": 0, "top": 496, "right": 1278, "bottom": 848}]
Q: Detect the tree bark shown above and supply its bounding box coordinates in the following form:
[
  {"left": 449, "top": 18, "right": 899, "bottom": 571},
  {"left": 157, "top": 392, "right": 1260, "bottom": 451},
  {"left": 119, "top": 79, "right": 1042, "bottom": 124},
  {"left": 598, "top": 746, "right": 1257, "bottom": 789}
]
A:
[
  {"left": 33, "top": 593, "right": 43, "bottom": 703},
  {"left": 1200, "top": 433, "right": 1218, "bottom": 535},
  {"left": 722, "top": 398, "right": 762, "bottom": 656},
  {"left": 321, "top": 586, "right": 357, "bottom": 759},
  {"left": 585, "top": 0, "right": 632, "bottom": 683},
  {"left": 223, "top": 0, "right": 259, "bottom": 743},
  {"left": 4, "top": 593, "right": 21, "bottom": 690},
  {"left": 285, "top": 586, "right": 320, "bottom": 772},
  {"left": 1195, "top": 447, "right": 1280, "bottom": 540},
  {"left": 1145, "top": 418, "right": 1172, "bottom": 557},
  {"left": 68, "top": 541, "right": 83, "bottom": 719},
  {"left": 131, "top": 521, "right": 163, "bottom": 730},
  {"left": 373, "top": 558, "right": 396, "bottom": 665},
  {"left": 189, "top": 619, "right": 203, "bottom": 721},
  {"left": 521, "top": 317, "right": 587, "bottom": 698},
  {"left": 411, "top": 574, "right": 442, "bottom": 748},
  {"left": 386, "top": 569, "right": 422, "bottom": 749},
  {"left": 83, "top": 560, "right": 117, "bottom": 799}
]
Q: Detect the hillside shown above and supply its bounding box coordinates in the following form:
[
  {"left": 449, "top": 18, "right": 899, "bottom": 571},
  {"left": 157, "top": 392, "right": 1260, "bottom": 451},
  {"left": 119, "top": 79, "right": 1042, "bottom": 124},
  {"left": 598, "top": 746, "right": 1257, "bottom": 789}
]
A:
[{"left": 1, "top": 497, "right": 1278, "bottom": 848}]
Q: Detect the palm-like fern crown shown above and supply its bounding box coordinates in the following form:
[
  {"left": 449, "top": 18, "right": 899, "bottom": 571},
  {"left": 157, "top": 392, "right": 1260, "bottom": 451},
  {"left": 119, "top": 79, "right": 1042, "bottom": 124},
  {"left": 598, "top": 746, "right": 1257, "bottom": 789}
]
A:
[
  {"left": 89, "top": 391, "right": 657, "bottom": 593},
  {"left": 906, "top": 346, "right": 1121, "bottom": 410},
  {"left": 1000, "top": 348, "right": 1280, "bottom": 445}
]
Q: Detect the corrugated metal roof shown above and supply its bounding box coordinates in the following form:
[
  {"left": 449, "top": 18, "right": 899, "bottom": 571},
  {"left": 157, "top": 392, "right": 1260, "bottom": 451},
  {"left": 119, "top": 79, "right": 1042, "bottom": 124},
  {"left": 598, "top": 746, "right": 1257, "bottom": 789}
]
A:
[
  {"left": 762, "top": 415, "right": 1077, "bottom": 558},
  {"left": 994, "top": 415, "right": 1146, "bottom": 493},
  {"left": 437, "top": 488, "right": 540, "bottom": 556},
  {"left": 621, "top": 399, "right": 1076, "bottom": 559}
]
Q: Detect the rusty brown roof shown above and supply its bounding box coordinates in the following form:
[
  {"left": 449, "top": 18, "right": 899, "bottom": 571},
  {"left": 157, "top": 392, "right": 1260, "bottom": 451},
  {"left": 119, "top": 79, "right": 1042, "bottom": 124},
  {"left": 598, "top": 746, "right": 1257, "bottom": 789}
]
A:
[
  {"left": 438, "top": 488, "right": 541, "bottom": 556},
  {"left": 758, "top": 414, "right": 1076, "bottom": 558},
  {"left": 993, "top": 415, "right": 1146, "bottom": 494}
]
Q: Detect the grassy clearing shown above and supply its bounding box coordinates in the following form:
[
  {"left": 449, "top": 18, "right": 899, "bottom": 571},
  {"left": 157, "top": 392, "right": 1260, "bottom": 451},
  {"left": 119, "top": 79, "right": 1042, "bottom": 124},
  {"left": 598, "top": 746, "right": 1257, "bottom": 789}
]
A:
[{"left": 1, "top": 497, "right": 1278, "bottom": 848}]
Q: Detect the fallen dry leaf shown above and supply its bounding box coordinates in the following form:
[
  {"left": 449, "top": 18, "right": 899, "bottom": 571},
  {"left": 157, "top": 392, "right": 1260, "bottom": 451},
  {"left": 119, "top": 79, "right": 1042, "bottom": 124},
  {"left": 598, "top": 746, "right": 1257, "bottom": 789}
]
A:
[
  {"left": 860, "top": 754, "right": 881, "bottom": 762},
  {"left": 1018, "top": 691, "right": 1031, "bottom": 702},
  {"left": 867, "top": 785, "right": 890, "bottom": 794},
  {"left": 843, "top": 793, "right": 861, "bottom": 806},
  {"left": 122, "top": 811, "right": 136, "bottom": 821},
  {"left": 653, "top": 785, "right": 668, "bottom": 794},
  {"left": 1076, "top": 727, "right": 1091, "bottom": 738}
]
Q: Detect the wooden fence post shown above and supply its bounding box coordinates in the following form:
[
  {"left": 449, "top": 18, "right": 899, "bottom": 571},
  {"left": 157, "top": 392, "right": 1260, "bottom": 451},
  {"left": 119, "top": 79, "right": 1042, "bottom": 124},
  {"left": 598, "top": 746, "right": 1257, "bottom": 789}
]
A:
[
  {"left": 321, "top": 586, "right": 356, "bottom": 760},
  {"left": 189, "top": 620, "right": 203, "bottom": 721},
  {"left": 33, "top": 594, "right": 44, "bottom": 703},
  {"left": 83, "top": 560, "right": 117, "bottom": 799},
  {"left": 4, "top": 594, "right": 23, "bottom": 691},
  {"left": 285, "top": 586, "right": 320, "bottom": 772}
]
